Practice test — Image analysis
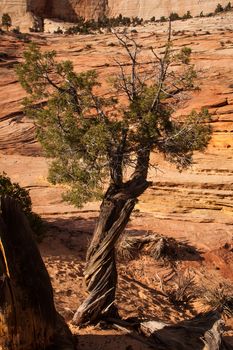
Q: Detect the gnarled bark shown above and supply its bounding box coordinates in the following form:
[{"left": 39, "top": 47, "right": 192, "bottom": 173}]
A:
[
  {"left": 0, "top": 197, "right": 75, "bottom": 350},
  {"left": 140, "top": 311, "right": 229, "bottom": 350},
  {"left": 73, "top": 176, "right": 149, "bottom": 326}
]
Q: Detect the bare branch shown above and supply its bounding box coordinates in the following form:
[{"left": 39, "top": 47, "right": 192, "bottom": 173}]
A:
[{"left": 150, "top": 21, "right": 172, "bottom": 112}]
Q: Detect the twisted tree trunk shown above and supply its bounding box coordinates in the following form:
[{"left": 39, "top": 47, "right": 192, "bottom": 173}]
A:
[
  {"left": 0, "top": 197, "right": 75, "bottom": 350},
  {"left": 73, "top": 175, "right": 149, "bottom": 326}
]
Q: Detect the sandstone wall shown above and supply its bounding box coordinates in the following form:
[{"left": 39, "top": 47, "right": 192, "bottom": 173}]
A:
[
  {"left": 0, "top": 0, "right": 43, "bottom": 31},
  {"left": 0, "top": 0, "right": 108, "bottom": 30},
  {"left": 47, "top": 0, "right": 108, "bottom": 21},
  {"left": 27, "top": 0, "right": 46, "bottom": 15},
  {"left": 108, "top": 0, "right": 231, "bottom": 19}
]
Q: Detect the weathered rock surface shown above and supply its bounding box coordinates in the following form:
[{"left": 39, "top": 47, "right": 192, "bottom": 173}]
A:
[
  {"left": 0, "top": 0, "right": 44, "bottom": 31},
  {"left": 45, "top": 0, "right": 108, "bottom": 21},
  {"left": 108, "top": 0, "right": 231, "bottom": 19},
  {"left": 0, "top": 0, "right": 108, "bottom": 31}
]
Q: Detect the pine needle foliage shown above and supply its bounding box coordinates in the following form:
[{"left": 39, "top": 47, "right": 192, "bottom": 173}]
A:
[{"left": 16, "top": 33, "right": 211, "bottom": 208}]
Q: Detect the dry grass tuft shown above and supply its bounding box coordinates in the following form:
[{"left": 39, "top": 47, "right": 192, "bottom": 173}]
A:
[
  {"left": 117, "top": 231, "right": 199, "bottom": 264},
  {"left": 200, "top": 283, "right": 233, "bottom": 318},
  {"left": 157, "top": 269, "right": 197, "bottom": 307}
]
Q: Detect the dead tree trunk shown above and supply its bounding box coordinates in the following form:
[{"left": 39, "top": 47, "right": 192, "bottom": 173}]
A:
[
  {"left": 140, "top": 310, "right": 228, "bottom": 350},
  {"left": 73, "top": 177, "right": 149, "bottom": 326},
  {"left": 0, "top": 197, "right": 75, "bottom": 350}
]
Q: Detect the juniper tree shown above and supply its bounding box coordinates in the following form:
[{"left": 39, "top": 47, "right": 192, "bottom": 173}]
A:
[
  {"left": 16, "top": 28, "right": 211, "bottom": 326},
  {"left": 215, "top": 3, "right": 224, "bottom": 13},
  {"left": 225, "top": 2, "right": 232, "bottom": 11},
  {"left": 1, "top": 13, "right": 12, "bottom": 31}
]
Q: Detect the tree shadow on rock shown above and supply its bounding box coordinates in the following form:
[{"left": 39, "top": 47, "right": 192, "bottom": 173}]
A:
[{"left": 42, "top": 215, "right": 97, "bottom": 258}]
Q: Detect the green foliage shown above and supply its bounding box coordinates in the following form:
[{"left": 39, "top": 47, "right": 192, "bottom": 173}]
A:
[
  {"left": 64, "top": 14, "right": 143, "bottom": 35},
  {"left": 1, "top": 13, "right": 11, "bottom": 30},
  {"left": 198, "top": 4, "right": 231, "bottom": 18},
  {"left": 16, "top": 44, "right": 113, "bottom": 206},
  {"left": 175, "top": 46, "right": 192, "bottom": 64},
  {"left": 0, "top": 173, "right": 44, "bottom": 239},
  {"left": 225, "top": 2, "right": 232, "bottom": 11},
  {"left": 169, "top": 12, "right": 181, "bottom": 21},
  {"left": 158, "top": 109, "right": 211, "bottom": 169},
  {"left": 182, "top": 11, "right": 192, "bottom": 20},
  {"left": 160, "top": 16, "right": 167, "bottom": 22},
  {"left": 12, "top": 26, "right": 21, "bottom": 34},
  {"left": 16, "top": 38, "right": 211, "bottom": 207},
  {"left": 0, "top": 173, "right": 31, "bottom": 212},
  {"left": 215, "top": 3, "right": 224, "bottom": 13},
  {"left": 157, "top": 11, "right": 193, "bottom": 22}
]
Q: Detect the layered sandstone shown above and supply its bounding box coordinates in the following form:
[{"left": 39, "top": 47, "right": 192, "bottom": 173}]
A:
[
  {"left": 44, "top": 0, "right": 108, "bottom": 21},
  {"left": 0, "top": 0, "right": 38, "bottom": 31},
  {"left": 108, "top": 0, "right": 231, "bottom": 19}
]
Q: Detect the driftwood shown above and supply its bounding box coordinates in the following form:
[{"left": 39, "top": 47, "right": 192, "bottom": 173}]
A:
[
  {"left": 140, "top": 311, "right": 231, "bottom": 350},
  {"left": 0, "top": 197, "right": 75, "bottom": 350}
]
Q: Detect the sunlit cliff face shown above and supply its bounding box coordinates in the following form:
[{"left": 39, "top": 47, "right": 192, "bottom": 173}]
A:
[
  {"left": 107, "top": 0, "right": 231, "bottom": 19},
  {"left": 0, "top": 0, "right": 108, "bottom": 23}
]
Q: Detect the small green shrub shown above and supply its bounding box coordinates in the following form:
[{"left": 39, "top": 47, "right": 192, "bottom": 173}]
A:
[
  {"left": 160, "top": 16, "right": 167, "bottom": 22},
  {"left": 0, "top": 172, "right": 44, "bottom": 240},
  {"left": 169, "top": 12, "right": 181, "bottom": 21},
  {"left": 64, "top": 14, "right": 144, "bottom": 35},
  {"left": 215, "top": 3, "right": 224, "bottom": 13},
  {"left": 225, "top": 2, "right": 232, "bottom": 11},
  {"left": 177, "top": 46, "right": 192, "bottom": 64},
  {"left": 182, "top": 11, "right": 192, "bottom": 20},
  {"left": 2, "top": 13, "right": 12, "bottom": 31},
  {"left": 12, "top": 26, "right": 20, "bottom": 34}
]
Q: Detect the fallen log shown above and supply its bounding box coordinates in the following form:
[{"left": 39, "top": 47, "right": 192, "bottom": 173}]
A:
[
  {"left": 140, "top": 310, "right": 231, "bottom": 350},
  {"left": 0, "top": 196, "right": 75, "bottom": 350}
]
